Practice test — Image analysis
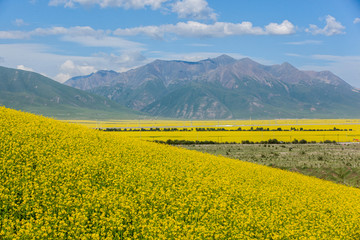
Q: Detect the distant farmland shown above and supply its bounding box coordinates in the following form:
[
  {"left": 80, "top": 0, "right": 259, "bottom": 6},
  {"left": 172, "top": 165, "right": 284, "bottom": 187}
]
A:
[{"left": 65, "top": 118, "right": 360, "bottom": 143}]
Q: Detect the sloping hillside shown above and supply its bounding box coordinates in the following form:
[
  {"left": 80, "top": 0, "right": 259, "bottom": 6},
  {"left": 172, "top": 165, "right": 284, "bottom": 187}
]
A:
[
  {"left": 0, "top": 66, "right": 140, "bottom": 119},
  {"left": 1, "top": 106, "right": 360, "bottom": 239}
]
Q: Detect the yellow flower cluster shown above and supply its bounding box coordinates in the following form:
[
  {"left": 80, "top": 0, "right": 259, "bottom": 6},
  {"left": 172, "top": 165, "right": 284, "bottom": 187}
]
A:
[
  {"left": 1, "top": 106, "right": 360, "bottom": 239},
  {"left": 64, "top": 118, "right": 360, "bottom": 129},
  {"left": 115, "top": 129, "right": 359, "bottom": 143},
  {"left": 66, "top": 118, "right": 360, "bottom": 143}
]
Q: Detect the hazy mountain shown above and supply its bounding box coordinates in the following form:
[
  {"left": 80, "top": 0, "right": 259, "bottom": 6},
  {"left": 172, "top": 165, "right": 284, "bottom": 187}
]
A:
[
  {"left": 65, "top": 55, "right": 360, "bottom": 119},
  {"left": 0, "top": 66, "right": 140, "bottom": 119}
]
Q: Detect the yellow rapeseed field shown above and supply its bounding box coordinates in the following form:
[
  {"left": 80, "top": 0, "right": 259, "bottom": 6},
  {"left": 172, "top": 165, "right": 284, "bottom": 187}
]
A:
[
  {"left": 113, "top": 129, "right": 359, "bottom": 143},
  {"left": 63, "top": 118, "right": 360, "bottom": 129},
  {"left": 2, "top": 106, "right": 360, "bottom": 239},
  {"left": 64, "top": 118, "right": 360, "bottom": 143}
]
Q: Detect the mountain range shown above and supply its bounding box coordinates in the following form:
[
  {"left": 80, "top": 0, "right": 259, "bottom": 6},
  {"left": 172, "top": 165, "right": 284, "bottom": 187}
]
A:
[
  {"left": 0, "top": 66, "right": 140, "bottom": 119},
  {"left": 65, "top": 55, "right": 360, "bottom": 119}
]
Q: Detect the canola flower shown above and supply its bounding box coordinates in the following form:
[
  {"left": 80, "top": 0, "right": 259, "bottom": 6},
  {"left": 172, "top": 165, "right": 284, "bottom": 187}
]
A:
[
  {"left": 63, "top": 119, "right": 360, "bottom": 129},
  {"left": 64, "top": 119, "right": 360, "bottom": 143},
  {"left": 114, "top": 129, "right": 359, "bottom": 143},
  {"left": 1, "top": 106, "right": 360, "bottom": 239}
]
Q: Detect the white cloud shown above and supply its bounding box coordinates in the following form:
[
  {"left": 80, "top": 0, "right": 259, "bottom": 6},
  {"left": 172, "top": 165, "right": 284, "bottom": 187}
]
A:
[
  {"left": 187, "top": 43, "right": 213, "bottom": 47},
  {"left": 54, "top": 60, "right": 96, "bottom": 82},
  {"left": 265, "top": 20, "right": 295, "bottom": 35},
  {"left": 13, "top": 19, "right": 28, "bottom": 27},
  {"left": 53, "top": 73, "right": 73, "bottom": 83},
  {"left": 171, "top": 0, "right": 217, "bottom": 20},
  {"left": 16, "top": 65, "right": 34, "bottom": 72},
  {"left": 0, "top": 43, "right": 97, "bottom": 81},
  {"left": 0, "top": 26, "right": 102, "bottom": 39},
  {"left": 0, "top": 20, "right": 295, "bottom": 44},
  {"left": 311, "top": 54, "right": 360, "bottom": 62},
  {"left": 114, "top": 25, "right": 165, "bottom": 39},
  {"left": 0, "top": 31, "right": 29, "bottom": 39},
  {"left": 114, "top": 20, "right": 295, "bottom": 38},
  {"left": 0, "top": 26, "right": 143, "bottom": 50},
  {"left": 60, "top": 60, "right": 95, "bottom": 75},
  {"left": 285, "top": 40, "right": 322, "bottom": 45},
  {"left": 55, "top": 52, "right": 149, "bottom": 81},
  {"left": 62, "top": 35, "right": 144, "bottom": 49},
  {"left": 49, "top": 0, "right": 168, "bottom": 9},
  {"left": 32, "top": 26, "right": 99, "bottom": 36},
  {"left": 285, "top": 53, "right": 303, "bottom": 57},
  {"left": 93, "top": 51, "right": 147, "bottom": 68},
  {"left": 0, "top": 43, "right": 150, "bottom": 83},
  {"left": 170, "top": 21, "right": 265, "bottom": 37},
  {"left": 354, "top": 18, "right": 360, "bottom": 24},
  {"left": 49, "top": 0, "right": 217, "bottom": 20},
  {"left": 306, "top": 15, "right": 345, "bottom": 36}
]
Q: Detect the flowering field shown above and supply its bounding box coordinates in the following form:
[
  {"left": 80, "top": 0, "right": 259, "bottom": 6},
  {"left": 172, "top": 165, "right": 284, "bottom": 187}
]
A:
[
  {"left": 114, "top": 129, "right": 359, "bottom": 143},
  {"left": 2, "top": 106, "right": 360, "bottom": 239},
  {"left": 64, "top": 118, "right": 360, "bottom": 143},
  {"left": 64, "top": 118, "right": 360, "bottom": 129}
]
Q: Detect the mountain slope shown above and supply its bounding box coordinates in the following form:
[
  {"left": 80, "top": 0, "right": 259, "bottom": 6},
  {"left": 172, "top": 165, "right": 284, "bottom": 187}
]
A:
[
  {"left": 0, "top": 66, "right": 140, "bottom": 119},
  {"left": 143, "top": 83, "right": 234, "bottom": 119},
  {"left": 65, "top": 55, "right": 360, "bottom": 119}
]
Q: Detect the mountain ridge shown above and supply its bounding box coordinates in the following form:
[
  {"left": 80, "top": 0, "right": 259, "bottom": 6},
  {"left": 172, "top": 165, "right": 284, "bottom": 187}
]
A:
[
  {"left": 65, "top": 55, "right": 360, "bottom": 119},
  {"left": 0, "top": 66, "right": 141, "bottom": 119}
]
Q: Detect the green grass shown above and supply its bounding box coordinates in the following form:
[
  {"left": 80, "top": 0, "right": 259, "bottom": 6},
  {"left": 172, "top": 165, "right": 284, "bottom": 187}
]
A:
[{"left": 181, "top": 143, "right": 360, "bottom": 188}]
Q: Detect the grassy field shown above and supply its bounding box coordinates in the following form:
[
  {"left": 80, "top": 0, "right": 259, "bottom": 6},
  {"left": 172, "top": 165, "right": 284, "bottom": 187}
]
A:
[
  {"left": 2, "top": 106, "right": 360, "bottom": 238},
  {"left": 182, "top": 143, "right": 360, "bottom": 188}
]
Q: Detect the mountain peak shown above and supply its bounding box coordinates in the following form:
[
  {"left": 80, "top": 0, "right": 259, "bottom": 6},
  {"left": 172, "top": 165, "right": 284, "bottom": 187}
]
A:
[
  {"left": 152, "top": 59, "right": 165, "bottom": 63},
  {"left": 215, "top": 54, "right": 235, "bottom": 61},
  {"left": 238, "top": 57, "right": 261, "bottom": 66},
  {"left": 280, "top": 62, "right": 297, "bottom": 69},
  {"left": 304, "top": 70, "right": 350, "bottom": 87},
  {"left": 97, "top": 70, "right": 117, "bottom": 75},
  {"left": 210, "top": 54, "right": 237, "bottom": 65}
]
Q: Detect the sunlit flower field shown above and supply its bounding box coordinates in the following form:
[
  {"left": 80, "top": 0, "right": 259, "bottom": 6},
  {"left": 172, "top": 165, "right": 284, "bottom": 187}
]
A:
[
  {"left": 2, "top": 106, "right": 360, "bottom": 239},
  {"left": 112, "top": 129, "right": 359, "bottom": 143},
  {"left": 65, "top": 119, "right": 360, "bottom": 143}
]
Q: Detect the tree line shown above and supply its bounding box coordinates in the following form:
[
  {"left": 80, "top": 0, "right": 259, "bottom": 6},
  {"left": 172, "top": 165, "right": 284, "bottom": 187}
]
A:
[{"left": 99, "top": 127, "right": 352, "bottom": 132}]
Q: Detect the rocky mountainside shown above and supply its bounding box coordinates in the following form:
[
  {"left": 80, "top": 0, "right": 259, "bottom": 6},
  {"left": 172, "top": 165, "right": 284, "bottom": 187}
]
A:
[
  {"left": 0, "top": 66, "right": 140, "bottom": 119},
  {"left": 65, "top": 55, "right": 360, "bottom": 119}
]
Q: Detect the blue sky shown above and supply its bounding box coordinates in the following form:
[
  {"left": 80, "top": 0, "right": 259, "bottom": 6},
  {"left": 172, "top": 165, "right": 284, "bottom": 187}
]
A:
[{"left": 0, "top": 0, "right": 360, "bottom": 87}]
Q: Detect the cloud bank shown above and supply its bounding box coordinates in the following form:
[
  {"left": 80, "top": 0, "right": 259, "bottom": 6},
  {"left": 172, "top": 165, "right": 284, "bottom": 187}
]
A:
[
  {"left": 0, "top": 20, "right": 296, "bottom": 45},
  {"left": 171, "top": 0, "right": 217, "bottom": 20},
  {"left": 49, "top": 0, "right": 167, "bottom": 9},
  {"left": 114, "top": 20, "right": 296, "bottom": 38},
  {"left": 0, "top": 26, "right": 144, "bottom": 50},
  {"left": 306, "top": 15, "right": 345, "bottom": 36},
  {"left": 49, "top": 0, "right": 217, "bottom": 20}
]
